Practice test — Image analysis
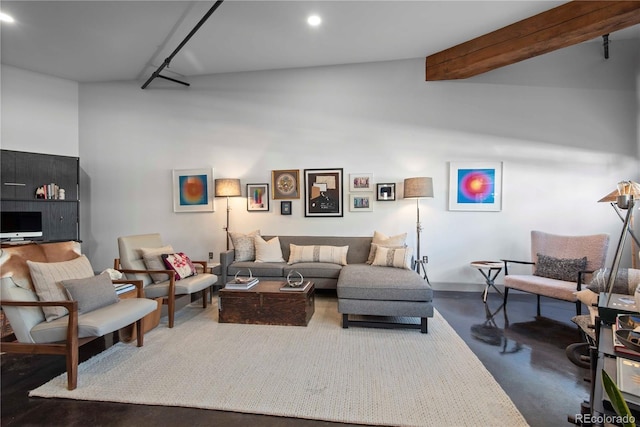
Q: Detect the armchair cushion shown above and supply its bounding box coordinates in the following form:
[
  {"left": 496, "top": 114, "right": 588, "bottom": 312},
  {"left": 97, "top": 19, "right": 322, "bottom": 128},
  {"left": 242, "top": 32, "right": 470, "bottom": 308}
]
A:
[
  {"left": 141, "top": 245, "right": 174, "bottom": 283},
  {"left": 61, "top": 273, "right": 119, "bottom": 314},
  {"left": 27, "top": 255, "right": 95, "bottom": 321},
  {"left": 161, "top": 252, "right": 197, "bottom": 280},
  {"left": 533, "top": 253, "right": 587, "bottom": 282}
]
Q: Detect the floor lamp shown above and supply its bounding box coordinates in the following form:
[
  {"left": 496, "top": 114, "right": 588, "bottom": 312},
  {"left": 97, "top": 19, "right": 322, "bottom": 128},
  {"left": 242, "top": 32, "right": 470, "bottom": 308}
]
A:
[
  {"left": 602, "top": 181, "right": 640, "bottom": 305},
  {"left": 214, "top": 178, "right": 241, "bottom": 250},
  {"left": 403, "top": 177, "right": 434, "bottom": 274}
]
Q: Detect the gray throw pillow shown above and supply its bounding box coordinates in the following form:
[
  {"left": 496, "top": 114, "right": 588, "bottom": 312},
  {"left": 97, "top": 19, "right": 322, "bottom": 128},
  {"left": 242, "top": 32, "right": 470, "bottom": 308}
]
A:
[
  {"left": 587, "top": 268, "right": 640, "bottom": 295},
  {"left": 61, "top": 273, "right": 119, "bottom": 314},
  {"left": 533, "top": 253, "right": 587, "bottom": 282}
]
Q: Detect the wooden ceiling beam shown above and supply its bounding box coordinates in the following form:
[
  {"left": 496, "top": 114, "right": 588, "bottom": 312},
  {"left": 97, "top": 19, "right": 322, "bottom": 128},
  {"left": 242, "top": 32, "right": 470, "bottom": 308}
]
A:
[{"left": 425, "top": 1, "right": 640, "bottom": 81}]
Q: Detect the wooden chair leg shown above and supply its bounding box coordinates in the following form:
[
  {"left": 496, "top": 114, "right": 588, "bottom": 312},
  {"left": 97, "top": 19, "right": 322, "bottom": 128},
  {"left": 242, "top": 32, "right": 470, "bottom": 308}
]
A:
[
  {"left": 66, "top": 342, "right": 79, "bottom": 390},
  {"left": 537, "top": 295, "right": 541, "bottom": 316},
  {"left": 136, "top": 317, "right": 145, "bottom": 347},
  {"left": 202, "top": 288, "right": 208, "bottom": 309},
  {"left": 576, "top": 300, "right": 582, "bottom": 316},
  {"left": 168, "top": 294, "right": 175, "bottom": 328},
  {"left": 503, "top": 287, "right": 509, "bottom": 306}
]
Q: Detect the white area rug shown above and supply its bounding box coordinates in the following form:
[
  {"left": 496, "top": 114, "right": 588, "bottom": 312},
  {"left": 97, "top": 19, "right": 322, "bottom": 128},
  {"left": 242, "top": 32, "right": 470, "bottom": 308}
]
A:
[{"left": 31, "top": 297, "right": 528, "bottom": 427}]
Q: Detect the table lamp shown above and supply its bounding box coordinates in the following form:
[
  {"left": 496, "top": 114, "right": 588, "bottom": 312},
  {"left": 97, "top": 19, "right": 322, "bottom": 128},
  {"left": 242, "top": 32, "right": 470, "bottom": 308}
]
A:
[{"left": 215, "top": 178, "right": 241, "bottom": 250}]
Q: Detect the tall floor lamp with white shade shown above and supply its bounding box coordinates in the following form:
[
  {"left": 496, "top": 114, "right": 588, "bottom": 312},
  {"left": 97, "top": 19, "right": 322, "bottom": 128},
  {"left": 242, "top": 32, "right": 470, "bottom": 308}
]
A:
[{"left": 214, "top": 178, "right": 242, "bottom": 250}]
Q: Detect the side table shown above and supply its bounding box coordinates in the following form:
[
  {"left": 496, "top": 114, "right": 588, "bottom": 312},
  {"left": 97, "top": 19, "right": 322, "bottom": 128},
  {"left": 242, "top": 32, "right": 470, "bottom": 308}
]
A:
[{"left": 470, "top": 261, "right": 503, "bottom": 303}]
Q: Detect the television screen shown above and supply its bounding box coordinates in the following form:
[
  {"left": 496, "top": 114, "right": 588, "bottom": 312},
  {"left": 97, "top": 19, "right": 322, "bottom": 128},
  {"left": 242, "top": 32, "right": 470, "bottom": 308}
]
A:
[{"left": 0, "top": 211, "right": 43, "bottom": 240}]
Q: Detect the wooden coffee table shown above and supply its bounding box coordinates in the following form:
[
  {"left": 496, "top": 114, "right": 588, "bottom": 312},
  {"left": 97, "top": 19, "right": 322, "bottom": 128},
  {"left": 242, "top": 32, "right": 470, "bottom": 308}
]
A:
[{"left": 218, "top": 280, "right": 315, "bottom": 326}]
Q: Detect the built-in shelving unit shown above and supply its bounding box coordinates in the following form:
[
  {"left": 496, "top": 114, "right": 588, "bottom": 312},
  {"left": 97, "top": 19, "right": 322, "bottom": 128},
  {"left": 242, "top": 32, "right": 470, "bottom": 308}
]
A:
[{"left": 1, "top": 149, "right": 79, "bottom": 242}]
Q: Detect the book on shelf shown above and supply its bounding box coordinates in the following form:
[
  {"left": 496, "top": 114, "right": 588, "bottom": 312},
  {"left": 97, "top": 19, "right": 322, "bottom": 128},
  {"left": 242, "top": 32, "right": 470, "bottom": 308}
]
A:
[
  {"left": 225, "top": 278, "right": 259, "bottom": 290},
  {"left": 617, "top": 356, "right": 640, "bottom": 399},
  {"left": 280, "top": 281, "right": 312, "bottom": 292},
  {"left": 612, "top": 316, "right": 640, "bottom": 358}
]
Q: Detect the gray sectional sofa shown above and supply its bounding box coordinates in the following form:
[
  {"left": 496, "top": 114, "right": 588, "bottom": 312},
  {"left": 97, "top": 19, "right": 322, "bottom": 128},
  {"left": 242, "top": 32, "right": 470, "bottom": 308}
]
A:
[{"left": 219, "top": 235, "right": 433, "bottom": 333}]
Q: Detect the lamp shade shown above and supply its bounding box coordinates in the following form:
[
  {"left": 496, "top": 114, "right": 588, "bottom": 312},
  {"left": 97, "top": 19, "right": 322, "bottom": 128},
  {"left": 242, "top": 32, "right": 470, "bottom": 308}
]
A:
[
  {"left": 214, "top": 178, "right": 241, "bottom": 197},
  {"left": 403, "top": 177, "right": 433, "bottom": 199},
  {"left": 598, "top": 180, "right": 640, "bottom": 202}
]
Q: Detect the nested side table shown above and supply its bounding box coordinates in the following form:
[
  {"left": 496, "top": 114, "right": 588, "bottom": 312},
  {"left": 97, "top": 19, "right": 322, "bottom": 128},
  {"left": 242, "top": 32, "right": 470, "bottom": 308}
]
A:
[{"left": 470, "top": 261, "right": 503, "bottom": 303}]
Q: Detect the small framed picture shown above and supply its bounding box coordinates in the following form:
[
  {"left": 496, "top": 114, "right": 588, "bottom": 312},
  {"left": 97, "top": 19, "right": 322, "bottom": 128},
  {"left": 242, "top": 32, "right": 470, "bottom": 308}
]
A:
[
  {"left": 247, "top": 183, "right": 269, "bottom": 211},
  {"left": 281, "top": 201, "right": 292, "bottom": 215},
  {"left": 349, "top": 173, "right": 374, "bottom": 192},
  {"left": 272, "top": 169, "right": 300, "bottom": 199},
  {"left": 376, "top": 183, "right": 396, "bottom": 201},
  {"left": 349, "top": 194, "right": 373, "bottom": 212}
]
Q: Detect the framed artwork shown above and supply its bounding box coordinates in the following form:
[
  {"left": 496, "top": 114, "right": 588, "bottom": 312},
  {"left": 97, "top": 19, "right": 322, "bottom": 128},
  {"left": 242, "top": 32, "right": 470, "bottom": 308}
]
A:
[
  {"left": 272, "top": 169, "right": 300, "bottom": 199},
  {"left": 448, "top": 161, "right": 503, "bottom": 211},
  {"left": 281, "top": 201, "right": 292, "bottom": 215},
  {"left": 349, "top": 194, "right": 373, "bottom": 212},
  {"left": 172, "top": 168, "right": 214, "bottom": 212},
  {"left": 247, "top": 183, "right": 269, "bottom": 211},
  {"left": 349, "top": 173, "right": 374, "bottom": 192},
  {"left": 304, "top": 168, "right": 343, "bottom": 217},
  {"left": 376, "top": 183, "right": 396, "bottom": 201}
]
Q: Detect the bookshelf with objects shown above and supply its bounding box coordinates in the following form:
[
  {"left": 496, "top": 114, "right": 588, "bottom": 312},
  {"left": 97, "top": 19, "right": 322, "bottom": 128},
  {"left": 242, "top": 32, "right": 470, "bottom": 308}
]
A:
[{"left": 1, "top": 149, "right": 79, "bottom": 242}]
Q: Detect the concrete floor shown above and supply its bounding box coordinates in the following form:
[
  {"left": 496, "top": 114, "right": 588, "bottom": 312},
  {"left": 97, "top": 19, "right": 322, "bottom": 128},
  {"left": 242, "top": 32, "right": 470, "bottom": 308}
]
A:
[{"left": 1, "top": 290, "right": 589, "bottom": 426}]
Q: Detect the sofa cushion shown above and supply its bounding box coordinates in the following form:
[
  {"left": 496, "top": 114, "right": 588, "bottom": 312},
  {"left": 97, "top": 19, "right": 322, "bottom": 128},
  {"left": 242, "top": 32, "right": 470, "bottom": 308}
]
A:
[
  {"left": 288, "top": 244, "right": 348, "bottom": 266},
  {"left": 284, "top": 263, "right": 343, "bottom": 280},
  {"left": 255, "top": 236, "right": 285, "bottom": 263},
  {"left": 27, "top": 255, "right": 95, "bottom": 322},
  {"left": 230, "top": 230, "right": 260, "bottom": 261},
  {"left": 533, "top": 253, "right": 587, "bottom": 282},
  {"left": 228, "top": 261, "right": 286, "bottom": 279},
  {"left": 366, "top": 231, "right": 407, "bottom": 264},
  {"left": 141, "top": 245, "right": 174, "bottom": 283},
  {"left": 162, "top": 252, "right": 197, "bottom": 280},
  {"left": 371, "top": 246, "right": 412, "bottom": 270},
  {"left": 61, "top": 273, "right": 119, "bottom": 314},
  {"left": 337, "top": 264, "right": 431, "bottom": 301}
]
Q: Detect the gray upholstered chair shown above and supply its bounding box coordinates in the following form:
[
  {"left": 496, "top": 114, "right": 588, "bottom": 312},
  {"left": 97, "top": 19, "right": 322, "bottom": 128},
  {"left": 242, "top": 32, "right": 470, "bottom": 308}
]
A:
[
  {"left": 0, "top": 241, "right": 157, "bottom": 390},
  {"left": 115, "top": 233, "right": 217, "bottom": 328},
  {"left": 502, "top": 230, "right": 610, "bottom": 316}
]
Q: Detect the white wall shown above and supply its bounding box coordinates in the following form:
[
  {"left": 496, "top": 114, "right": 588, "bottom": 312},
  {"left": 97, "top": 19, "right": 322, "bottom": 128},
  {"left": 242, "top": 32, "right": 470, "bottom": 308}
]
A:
[
  {"left": 3, "top": 39, "right": 638, "bottom": 290},
  {"left": 1, "top": 65, "right": 79, "bottom": 156}
]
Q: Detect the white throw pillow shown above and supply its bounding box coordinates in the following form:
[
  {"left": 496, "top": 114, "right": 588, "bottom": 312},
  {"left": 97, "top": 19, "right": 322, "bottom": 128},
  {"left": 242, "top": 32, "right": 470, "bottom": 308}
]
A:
[
  {"left": 141, "top": 245, "right": 174, "bottom": 283},
  {"left": 372, "top": 246, "right": 412, "bottom": 270},
  {"left": 366, "top": 231, "right": 407, "bottom": 264},
  {"left": 288, "top": 244, "right": 348, "bottom": 266},
  {"left": 27, "top": 255, "right": 96, "bottom": 321},
  {"left": 229, "top": 230, "right": 260, "bottom": 262},
  {"left": 254, "top": 236, "right": 285, "bottom": 263}
]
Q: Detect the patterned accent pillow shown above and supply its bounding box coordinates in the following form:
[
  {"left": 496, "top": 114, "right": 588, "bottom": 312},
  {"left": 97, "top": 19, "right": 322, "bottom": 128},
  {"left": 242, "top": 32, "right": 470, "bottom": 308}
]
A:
[
  {"left": 371, "top": 246, "right": 412, "bottom": 269},
  {"left": 533, "top": 253, "right": 587, "bottom": 282},
  {"left": 161, "top": 253, "right": 197, "bottom": 280},
  {"left": 27, "top": 255, "right": 95, "bottom": 322},
  {"left": 141, "top": 245, "right": 174, "bottom": 284},
  {"left": 587, "top": 268, "right": 640, "bottom": 295},
  {"left": 229, "top": 230, "right": 260, "bottom": 262},
  {"left": 366, "top": 231, "right": 407, "bottom": 264},
  {"left": 288, "top": 244, "right": 349, "bottom": 266},
  {"left": 254, "top": 236, "right": 285, "bottom": 263},
  {"left": 61, "top": 272, "right": 119, "bottom": 313}
]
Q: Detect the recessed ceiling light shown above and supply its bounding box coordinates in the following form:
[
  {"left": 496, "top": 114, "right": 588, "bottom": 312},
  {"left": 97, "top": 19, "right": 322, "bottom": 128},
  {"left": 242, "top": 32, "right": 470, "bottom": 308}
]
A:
[
  {"left": 0, "top": 12, "right": 15, "bottom": 23},
  {"left": 307, "top": 15, "right": 322, "bottom": 27}
]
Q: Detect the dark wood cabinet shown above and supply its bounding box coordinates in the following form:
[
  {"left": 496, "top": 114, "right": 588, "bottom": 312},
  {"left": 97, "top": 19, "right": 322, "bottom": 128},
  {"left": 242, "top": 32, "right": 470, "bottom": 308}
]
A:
[{"left": 1, "top": 150, "right": 79, "bottom": 242}]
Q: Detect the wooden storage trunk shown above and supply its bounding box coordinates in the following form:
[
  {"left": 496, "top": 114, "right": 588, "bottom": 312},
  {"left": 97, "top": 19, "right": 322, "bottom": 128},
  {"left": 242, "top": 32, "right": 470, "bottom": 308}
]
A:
[{"left": 218, "top": 281, "right": 314, "bottom": 326}]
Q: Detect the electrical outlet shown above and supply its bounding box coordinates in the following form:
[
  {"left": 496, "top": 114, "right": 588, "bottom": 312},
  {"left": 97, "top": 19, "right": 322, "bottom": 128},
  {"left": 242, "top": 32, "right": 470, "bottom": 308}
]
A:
[
  {"left": 422, "top": 255, "right": 429, "bottom": 263},
  {"left": 208, "top": 252, "right": 214, "bottom": 261}
]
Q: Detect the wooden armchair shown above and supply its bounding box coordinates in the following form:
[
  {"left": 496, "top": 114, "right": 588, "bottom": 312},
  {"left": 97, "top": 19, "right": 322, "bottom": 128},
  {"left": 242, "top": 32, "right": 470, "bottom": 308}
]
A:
[
  {"left": 0, "top": 242, "right": 157, "bottom": 390},
  {"left": 502, "top": 230, "right": 609, "bottom": 316},
  {"left": 115, "top": 233, "right": 218, "bottom": 328}
]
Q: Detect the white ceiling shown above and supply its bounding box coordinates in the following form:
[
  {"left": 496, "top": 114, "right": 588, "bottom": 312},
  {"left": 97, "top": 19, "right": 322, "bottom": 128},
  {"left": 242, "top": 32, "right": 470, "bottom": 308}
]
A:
[{"left": 1, "top": 1, "right": 638, "bottom": 84}]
